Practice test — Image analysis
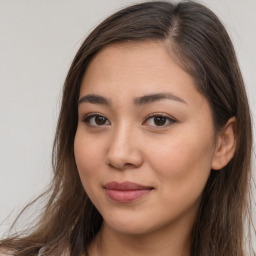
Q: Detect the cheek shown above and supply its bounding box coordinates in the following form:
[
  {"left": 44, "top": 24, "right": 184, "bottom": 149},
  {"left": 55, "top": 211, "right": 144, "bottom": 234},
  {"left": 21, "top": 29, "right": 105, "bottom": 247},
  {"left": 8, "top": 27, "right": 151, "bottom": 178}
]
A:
[
  {"left": 147, "top": 135, "right": 213, "bottom": 174},
  {"left": 74, "top": 131, "right": 108, "bottom": 210},
  {"left": 145, "top": 129, "right": 214, "bottom": 202},
  {"left": 74, "top": 130, "right": 104, "bottom": 186}
]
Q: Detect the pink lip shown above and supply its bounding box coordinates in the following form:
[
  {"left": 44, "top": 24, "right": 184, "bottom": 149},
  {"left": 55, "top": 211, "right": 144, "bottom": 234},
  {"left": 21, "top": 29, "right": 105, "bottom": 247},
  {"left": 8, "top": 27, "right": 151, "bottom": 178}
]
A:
[{"left": 104, "top": 181, "right": 153, "bottom": 203}]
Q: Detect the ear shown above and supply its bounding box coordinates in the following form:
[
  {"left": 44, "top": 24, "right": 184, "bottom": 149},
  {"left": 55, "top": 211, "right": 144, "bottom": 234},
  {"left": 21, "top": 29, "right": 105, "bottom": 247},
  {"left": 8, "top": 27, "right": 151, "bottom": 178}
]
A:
[{"left": 211, "top": 117, "right": 237, "bottom": 170}]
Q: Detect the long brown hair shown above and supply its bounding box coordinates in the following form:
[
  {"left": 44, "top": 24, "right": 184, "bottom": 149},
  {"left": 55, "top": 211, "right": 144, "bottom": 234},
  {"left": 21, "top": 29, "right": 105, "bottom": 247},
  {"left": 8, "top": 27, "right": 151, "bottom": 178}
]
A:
[{"left": 1, "top": 1, "right": 253, "bottom": 255}]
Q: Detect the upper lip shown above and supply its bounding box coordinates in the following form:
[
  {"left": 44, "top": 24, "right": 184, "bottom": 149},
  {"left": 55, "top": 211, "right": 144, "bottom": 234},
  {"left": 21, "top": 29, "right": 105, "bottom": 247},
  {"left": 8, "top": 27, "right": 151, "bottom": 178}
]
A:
[{"left": 104, "top": 181, "right": 153, "bottom": 191}]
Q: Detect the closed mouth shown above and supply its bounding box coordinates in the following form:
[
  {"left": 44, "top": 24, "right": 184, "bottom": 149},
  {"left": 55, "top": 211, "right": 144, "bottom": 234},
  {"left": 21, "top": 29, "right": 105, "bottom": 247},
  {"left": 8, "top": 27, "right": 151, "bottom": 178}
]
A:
[{"left": 104, "top": 181, "right": 154, "bottom": 202}]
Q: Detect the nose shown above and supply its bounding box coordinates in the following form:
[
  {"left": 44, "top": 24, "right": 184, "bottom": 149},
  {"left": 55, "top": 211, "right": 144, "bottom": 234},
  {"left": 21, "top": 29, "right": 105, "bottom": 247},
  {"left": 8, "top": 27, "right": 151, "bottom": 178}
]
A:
[{"left": 106, "top": 125, "right": 144, "bottom": 170}]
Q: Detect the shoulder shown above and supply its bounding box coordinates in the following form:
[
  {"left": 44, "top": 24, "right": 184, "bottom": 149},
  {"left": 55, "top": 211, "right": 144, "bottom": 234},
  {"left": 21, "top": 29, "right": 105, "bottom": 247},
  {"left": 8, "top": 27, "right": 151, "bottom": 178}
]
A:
[
  {"left": 0, "top": 252, "right": 12, "bottom": 256},
  {"left": 0, "top": 248, "right": 14, "bottom": 256}
]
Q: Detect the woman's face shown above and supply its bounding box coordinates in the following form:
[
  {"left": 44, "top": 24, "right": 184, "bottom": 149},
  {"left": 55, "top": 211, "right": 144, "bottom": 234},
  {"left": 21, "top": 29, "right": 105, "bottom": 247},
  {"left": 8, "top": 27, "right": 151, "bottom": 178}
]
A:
[{"left": 74, "top": 41, "right": 217, "bottom": 236}]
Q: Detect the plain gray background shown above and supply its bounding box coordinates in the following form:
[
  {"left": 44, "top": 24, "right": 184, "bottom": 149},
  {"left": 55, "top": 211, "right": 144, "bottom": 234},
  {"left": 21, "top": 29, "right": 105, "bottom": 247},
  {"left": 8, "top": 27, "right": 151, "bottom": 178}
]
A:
[{"left": 0, "top": 0, "right": 255, "bottom": 242}]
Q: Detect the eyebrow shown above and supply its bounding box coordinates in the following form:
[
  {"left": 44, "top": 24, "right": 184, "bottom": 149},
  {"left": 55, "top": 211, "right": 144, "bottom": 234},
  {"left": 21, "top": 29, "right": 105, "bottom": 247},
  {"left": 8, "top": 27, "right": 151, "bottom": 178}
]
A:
[
  {"left": 134, "top": 93, "right": 187, "bottom": 105},
  {"left": 78, "top": 94, "right": 111, "bottom": 105},
  {"left": 78, "top": 92, "right": 186, "bottom": 106}
]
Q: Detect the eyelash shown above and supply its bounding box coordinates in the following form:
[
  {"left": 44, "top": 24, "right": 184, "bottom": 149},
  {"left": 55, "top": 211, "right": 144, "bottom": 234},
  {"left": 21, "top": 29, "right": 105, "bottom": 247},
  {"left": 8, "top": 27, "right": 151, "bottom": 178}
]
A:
[
  {"left": 143, "top": 113, "right": 176, "bottom": 127},
  {"left": 82, "top": 112, "right": 176, "bottom": 127},
  {"left": 82, "top": 113, "right": 110, "bottom": 127}
]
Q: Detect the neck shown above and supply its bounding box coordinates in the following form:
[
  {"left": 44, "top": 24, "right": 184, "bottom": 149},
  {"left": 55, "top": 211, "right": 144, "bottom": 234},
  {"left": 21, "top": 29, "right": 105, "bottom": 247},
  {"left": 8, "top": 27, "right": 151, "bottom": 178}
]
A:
[{"left": 88, "top": 220, "right": 192, "bottom": 256}]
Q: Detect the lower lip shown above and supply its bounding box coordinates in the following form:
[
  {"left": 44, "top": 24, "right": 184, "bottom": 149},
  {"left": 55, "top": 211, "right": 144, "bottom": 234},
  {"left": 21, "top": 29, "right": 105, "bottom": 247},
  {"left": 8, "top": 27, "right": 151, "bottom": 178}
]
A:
[{"left": 105, "top": 189, "right": 152, "bottom": 203}]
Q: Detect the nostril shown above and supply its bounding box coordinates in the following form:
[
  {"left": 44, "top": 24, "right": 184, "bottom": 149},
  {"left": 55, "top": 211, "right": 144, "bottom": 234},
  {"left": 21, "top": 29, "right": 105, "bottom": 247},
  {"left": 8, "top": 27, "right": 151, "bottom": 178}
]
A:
[{"left": 107, "top": 160, "right": 139, "bottom": 170}]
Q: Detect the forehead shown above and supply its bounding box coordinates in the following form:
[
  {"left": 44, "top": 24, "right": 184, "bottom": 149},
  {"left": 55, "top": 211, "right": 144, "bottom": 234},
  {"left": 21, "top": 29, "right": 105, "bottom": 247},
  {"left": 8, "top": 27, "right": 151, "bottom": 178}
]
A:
[{"left": 79, "top": 41, "right": 206, "bottom": 108}]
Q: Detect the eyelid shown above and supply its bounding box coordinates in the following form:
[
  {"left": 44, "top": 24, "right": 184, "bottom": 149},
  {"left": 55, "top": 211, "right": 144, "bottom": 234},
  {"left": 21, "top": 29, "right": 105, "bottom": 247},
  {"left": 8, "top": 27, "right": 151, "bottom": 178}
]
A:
[
  {"left": 143, "top": 112, "right": 176, "bottom": 126},
  {"left": 144, "top": 112, "right": 176, "bottom": 120},
  {"left": 82, "top": 112, "right": 111, "bottom": 126},
  {"left": 80, "top": 112, "right": 176, "bottom": 127}
]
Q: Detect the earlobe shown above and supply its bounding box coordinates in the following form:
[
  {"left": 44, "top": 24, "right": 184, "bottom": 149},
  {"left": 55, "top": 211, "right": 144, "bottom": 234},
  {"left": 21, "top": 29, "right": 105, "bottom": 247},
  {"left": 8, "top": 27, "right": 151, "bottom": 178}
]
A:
[{"left": 211, "top": 117, "right": 237, "bottom": 170}]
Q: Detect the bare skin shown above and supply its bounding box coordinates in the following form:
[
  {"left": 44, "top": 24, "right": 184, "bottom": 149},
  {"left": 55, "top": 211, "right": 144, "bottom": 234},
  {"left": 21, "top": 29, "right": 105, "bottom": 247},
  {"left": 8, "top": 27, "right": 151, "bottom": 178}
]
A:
[{"left": 75, "top": 41, "right": 236, "bottom": 256}]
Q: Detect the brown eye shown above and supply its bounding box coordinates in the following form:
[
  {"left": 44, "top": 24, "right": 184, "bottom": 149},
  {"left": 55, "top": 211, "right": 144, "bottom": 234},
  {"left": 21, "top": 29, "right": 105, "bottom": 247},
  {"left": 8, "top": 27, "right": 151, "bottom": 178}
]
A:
[
  {"left": 144, "top": 114, "right": 175, "bottom": 127},
  {"left": 153, "top": 116, "right": 167, "bottom": 126},
  {"left": 83, "top": 114, "right": 110, "bottom": 126},
  {"left": 95, "top": 116, "right": 107, "bottom": 125}
]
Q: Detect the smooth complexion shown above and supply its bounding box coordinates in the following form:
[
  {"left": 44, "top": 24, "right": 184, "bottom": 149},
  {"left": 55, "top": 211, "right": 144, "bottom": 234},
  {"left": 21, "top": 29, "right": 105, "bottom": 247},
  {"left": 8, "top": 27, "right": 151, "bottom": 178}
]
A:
[{"left": 74, "top": 41, "right": 236, "bottom": 256}]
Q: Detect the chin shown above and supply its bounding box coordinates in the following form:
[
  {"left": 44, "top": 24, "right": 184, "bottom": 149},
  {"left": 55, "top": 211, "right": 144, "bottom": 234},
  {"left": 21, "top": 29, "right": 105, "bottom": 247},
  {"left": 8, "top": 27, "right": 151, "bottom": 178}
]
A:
[{"left": 101, "top": 213, "right": 155, "bottom": 236}]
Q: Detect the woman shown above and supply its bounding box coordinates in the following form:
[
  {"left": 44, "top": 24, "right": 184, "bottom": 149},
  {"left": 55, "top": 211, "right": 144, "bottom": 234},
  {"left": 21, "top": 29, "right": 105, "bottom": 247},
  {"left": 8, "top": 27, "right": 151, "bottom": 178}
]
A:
[{"left": 0, "top": 1, "right": 253, "bottom": 255}]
